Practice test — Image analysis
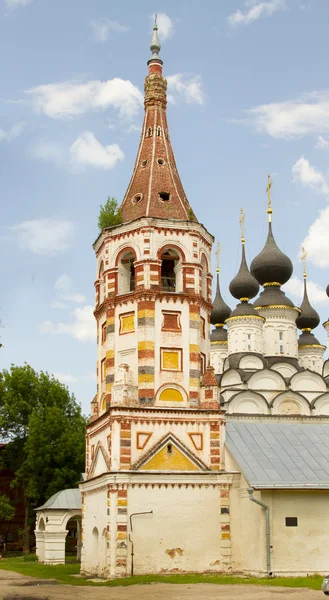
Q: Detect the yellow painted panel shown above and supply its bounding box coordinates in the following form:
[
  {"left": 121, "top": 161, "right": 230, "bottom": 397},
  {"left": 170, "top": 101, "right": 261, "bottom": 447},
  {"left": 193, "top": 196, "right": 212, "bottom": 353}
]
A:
[
  {"left": 141, "top": 444, "right": 200, "bottom": 471},
  {"left": 138, "top": 341, "right": 155, "bottom": 351},
  {"left": 106, "top": 383, "right": 112, "bottom": 392},
  {"left": 162, "top": 350, "right": 180, "bottom": 370},
  {"left": 189, "top": 312, "right": 200, "bottom": 321},
  {"left": 138, "top": 309, "right": 155, "bottom": 318},
  {"left": 190, "top": 344, "right": 200, "bottom": 353},
  {"left": 101, "top": 396, "right": 107, "bottom": 410},
  {"left": 117, "top": 533, "right": 127, "bottom": 540},
  {"left": 159, "top": 388, "right": 184, "bottom": 402},
  {"left": 118, "top": 499, "right": 127, "bottom": 506},
  {"left": 189, "top": 378, "right": 199, "bottom": 387},
  {"left": 138, "top": 373, "right": 154, "bottom": 383},
  {"left": 106, "top": 317, "right": 115, "bottom": 326},
  {"left": 106, "top": 349, "right": 114, "bottom": 359},
  {"left": 120, "top": 314, "right": 135, "bottom": 334}
]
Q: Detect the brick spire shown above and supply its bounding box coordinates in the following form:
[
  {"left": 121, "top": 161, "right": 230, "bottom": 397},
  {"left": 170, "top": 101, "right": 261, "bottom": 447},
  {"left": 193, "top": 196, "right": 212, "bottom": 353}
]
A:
[{"left": 120, "top": 18, "right": 196, "bottom": 224}]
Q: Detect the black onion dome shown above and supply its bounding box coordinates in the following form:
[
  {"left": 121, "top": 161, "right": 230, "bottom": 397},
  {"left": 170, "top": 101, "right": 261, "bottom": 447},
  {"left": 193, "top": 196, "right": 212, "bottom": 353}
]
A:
[
  {"left": 229, "top": 301, "right": 263, "bottom": 319},
  {"left": 250, "top": 222, "right": 293, "bottom": 286},
  {"left": 229, "top": 244, "right": 259, "bottom": 301},
  {"left": 296, "top": 279, "right": 320, "bottom": 331},
  {"left": 210, "top": 273, "right": 231, "bottom": 325},
  {"left": 298, "top": 330, "right": 322, "bottom": 347},
  {"left": 253, "top": 285, "right": 295, "bottom": 309},
  {"left": 326, "top": 284, "right": 329, "bottom": 298},
  {"left": 210, "top": 326, "right": 228, "bottom": 343}
]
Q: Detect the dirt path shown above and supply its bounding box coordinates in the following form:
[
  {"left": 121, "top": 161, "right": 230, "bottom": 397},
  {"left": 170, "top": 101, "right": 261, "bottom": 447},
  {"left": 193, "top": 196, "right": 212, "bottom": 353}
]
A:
[{"left": 0, "top": 569, "right": 322, "bottom": 600}]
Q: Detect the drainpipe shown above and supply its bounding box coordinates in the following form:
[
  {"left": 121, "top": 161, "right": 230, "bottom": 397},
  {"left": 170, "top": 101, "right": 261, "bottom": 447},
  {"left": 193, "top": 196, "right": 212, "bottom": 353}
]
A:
[
  {"left": 129, "top": 511, "right": 153, "bottom": 576},
  {"left": 247, "top": 488, "right": 272, "bottom": 575}
]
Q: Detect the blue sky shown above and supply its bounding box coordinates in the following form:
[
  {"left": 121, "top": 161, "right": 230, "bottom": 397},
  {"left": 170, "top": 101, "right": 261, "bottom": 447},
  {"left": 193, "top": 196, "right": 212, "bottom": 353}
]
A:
[{"left": 1, "top": 0, "right": 329, "bottom": 415}]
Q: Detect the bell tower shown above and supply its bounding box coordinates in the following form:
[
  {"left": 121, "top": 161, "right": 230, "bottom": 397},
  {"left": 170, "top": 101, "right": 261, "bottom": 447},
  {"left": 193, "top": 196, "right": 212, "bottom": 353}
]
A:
[
  {"left": 92, "top": 21, "right": 215, "bottom": 414},
  {"left": 81, "top": 20, "right": 230, "bottom": 580}
]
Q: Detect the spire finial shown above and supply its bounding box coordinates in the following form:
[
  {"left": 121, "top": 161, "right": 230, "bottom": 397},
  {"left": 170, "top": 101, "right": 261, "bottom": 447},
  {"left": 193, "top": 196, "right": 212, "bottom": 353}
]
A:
[
  {"left": 239, "top": 208, "right": 245, "bottom": 244},
  {"left": 301, "top": 246, "right": 307, "bottom": 279},
  {"left": 266, "top": 174, "right": 272, "bottom": 222},
  {"left": 150, "top": 13, "right": 161, "bottom": 60},
  {"left": 216, "top": 242, "right": 220, "bottom": 274}
]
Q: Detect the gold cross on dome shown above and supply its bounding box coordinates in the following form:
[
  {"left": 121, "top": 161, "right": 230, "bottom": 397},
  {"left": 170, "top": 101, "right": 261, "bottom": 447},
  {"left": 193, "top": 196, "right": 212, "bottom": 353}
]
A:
[
  {"left": 239, "top": 208, "right": 245, "bottom": 243},
  {"left": 301, "top": 246, "right": 307, "bottom": 278},
  {"left": 266, "top": 174, "right": 272, "bottom": 219},
  {"left": 215, "top": 242, "right": 220, "bottom": 274}
]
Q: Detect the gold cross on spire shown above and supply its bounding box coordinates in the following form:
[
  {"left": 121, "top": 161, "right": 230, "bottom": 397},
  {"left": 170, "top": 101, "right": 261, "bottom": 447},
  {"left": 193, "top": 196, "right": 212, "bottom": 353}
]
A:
[
  {"left": 239, "top": 208, "right": 245, "bottom": 243},
  {"left": 266, "top": 174, "right": 272, "bottom": 221},
  {"left": 216, "top": 242, "right": 220, "bottom": 274},
  {"left": 301, "top": 246, "right": 307, "bottom": 278}
]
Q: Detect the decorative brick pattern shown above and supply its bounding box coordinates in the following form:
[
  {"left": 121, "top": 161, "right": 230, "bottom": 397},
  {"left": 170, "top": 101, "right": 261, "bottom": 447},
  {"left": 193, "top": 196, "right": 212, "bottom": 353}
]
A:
[
  {"left": 210, "top": 421, "right": 221, "bottom": 470},
  {"left": 219, "top": 485, "right": 232, "bottom": 569},
  {"left": 137, "top": 299, "right": 155, "bottom": 405},
  {"left": 120, "top": 421, "right": 131, "bottom": 469},
  {"left": 116, "top": 488, "right": 128, "bottom": 576}
]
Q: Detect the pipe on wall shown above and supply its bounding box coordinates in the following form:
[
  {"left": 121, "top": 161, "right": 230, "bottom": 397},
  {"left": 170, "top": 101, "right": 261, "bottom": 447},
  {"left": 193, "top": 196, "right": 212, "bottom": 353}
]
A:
[{"left": 247, "top": 488, "right": 272, "bottom": 575}]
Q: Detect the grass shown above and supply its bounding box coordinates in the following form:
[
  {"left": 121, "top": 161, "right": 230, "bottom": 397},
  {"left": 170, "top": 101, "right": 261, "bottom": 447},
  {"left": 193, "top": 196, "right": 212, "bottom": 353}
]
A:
[{"left": 0, "top": 557, "right": 323, "bottom": 589}]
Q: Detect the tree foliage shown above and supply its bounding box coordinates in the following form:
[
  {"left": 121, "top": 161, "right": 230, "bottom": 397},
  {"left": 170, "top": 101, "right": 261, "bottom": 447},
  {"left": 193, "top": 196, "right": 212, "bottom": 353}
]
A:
[
  {"left": 98, "top": 197, "right": 122, "bottom": 231},
  {"left": 0, "top": 494, "right": 15, "bottom": 521},
  {"left": 0, "top": 364, "right": 87, "bottom": 551}
]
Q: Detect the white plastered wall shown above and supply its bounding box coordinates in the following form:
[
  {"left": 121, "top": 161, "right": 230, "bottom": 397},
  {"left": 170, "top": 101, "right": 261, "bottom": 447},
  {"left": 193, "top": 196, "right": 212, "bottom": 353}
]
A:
[
  {"left": 128, "top": 485, "right": 222, "bottom": 574},
  {"left": 255, "top": 307, "right": 299, "bottom": 359}
]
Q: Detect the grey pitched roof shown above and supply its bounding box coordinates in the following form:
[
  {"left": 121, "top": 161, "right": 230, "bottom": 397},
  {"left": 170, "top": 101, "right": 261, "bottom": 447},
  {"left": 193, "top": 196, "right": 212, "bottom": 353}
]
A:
[
  {"left": 226, "top": 421, "right": 329, "bottom": 489},
  {"left": 36, "top": 488, "right": 81, "bottom": 511}
]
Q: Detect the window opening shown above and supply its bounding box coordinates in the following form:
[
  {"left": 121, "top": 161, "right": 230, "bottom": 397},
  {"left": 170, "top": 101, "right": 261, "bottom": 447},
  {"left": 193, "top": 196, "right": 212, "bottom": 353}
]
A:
[
  {"left": 132, "top": 193, "right": 143, "bottom": 205},
  {"left": 159, "top": 191, "right": 170, "bottom": 202},
  {"left": 247, "top": 333, "right": 251, "bottom": 351},
  {"left": 157, "top": 158, "right": 165, "bottom": 166},
  {"left": 147, "top": 127, "right": 152, "bottom": 137},
  {"left": 167, "top": 443, "right": 172, "bottom": 454},
  {"left": 118, "top": 250, "right": 135, "bottom": 294},
  {"left": 156, "top": 126, "right": 162, "bottom": 137},
  {"left": 285, "top": 517, "right": 298, "bottom": 527},
  {"left": 141, "top": 159, "right": 147, "bottom": 168},
  {"left": 160, "top": 250, "right": 179, "bottom": 292},
  {"left": 279, "top": 331, "right": 284, "bottom": 353}
]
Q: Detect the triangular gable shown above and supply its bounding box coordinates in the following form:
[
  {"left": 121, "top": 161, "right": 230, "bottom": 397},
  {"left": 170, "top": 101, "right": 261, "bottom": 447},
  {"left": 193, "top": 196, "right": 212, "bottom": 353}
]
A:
[
  {"left": 132, "top": 433, "right": 208, "bottom": 472},
  {"left": 88, "top": 442, "right": 111, "bottom": 479}
]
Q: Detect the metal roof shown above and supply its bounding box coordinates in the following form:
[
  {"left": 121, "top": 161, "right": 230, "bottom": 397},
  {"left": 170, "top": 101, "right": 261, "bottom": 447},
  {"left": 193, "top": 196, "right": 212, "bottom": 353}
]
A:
[
  {"left": 226, "top": 421, "right": 329, "bottom": 489},
  {"left": 36, "top": 488, "right": 81, "bottom": 511}
]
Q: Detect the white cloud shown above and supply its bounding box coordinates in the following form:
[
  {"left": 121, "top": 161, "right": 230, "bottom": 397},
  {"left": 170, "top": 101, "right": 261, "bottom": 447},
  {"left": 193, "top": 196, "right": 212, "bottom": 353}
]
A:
[
  {"left": 152, "top": 13, "right": 174, "bottom": 41},
  {"left": 5, "top": 0, "right": 33, "bottom": 6},
  {"left": 244, "top": 91, "right": 329, "bottom": 139},
  {"left": 0, "top": 122, "right": 25, "bottom": 142},
  {"left": 29, "top": 141, "right": 64, "bottom": 166},
  {"left": 55, "top": 273, "right": 71, "bottom": 293},
  {"left": 41, "top": 305, "right": 95, "bottom": 342},
  {"left": 53, "top": 372, "right": 78, "bottom": 383},
  {"left": 54, "top": 273, "right": 86, "bottom": 304},
  {"left": 228, "top": 0, "right": 285, "bottom": 27},
  {"left": 316, "top": 135, "right": 329, "bottom": 149},
  {"left": 284, "top": 276, "right": 327, "bottom": 305},
  {"left": 26, "top": 79, "right": 143, "bottom": 120},
  {"left": 90, "top": 18, "right": 129, "bottom": 41},
  {"left": 292, "top": 157, "right": 329, "bottom": 198},
  {"left": 302, "top": 206, "right": 329, "bottom": 268},
  {"left": 69, "top": 131, "right": 124, "bottom": 170},
  {"left": 50, "top": 301, "right": 68, "bottom": 310},
  {"left": 167, "top": 74, "right": 204, "bottom": 105},
  {"left": 12, "top": 218, "right": 75, "bottom": 256}
]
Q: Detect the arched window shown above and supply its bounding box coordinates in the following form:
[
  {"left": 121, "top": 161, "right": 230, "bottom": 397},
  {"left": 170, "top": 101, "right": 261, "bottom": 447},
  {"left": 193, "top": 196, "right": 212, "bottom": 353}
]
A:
[
  {"left": 147, "top": 127, "right": 153, "bottom": 137},
  {"left": 99, "top": 261, "right": 104, "bottom": 304},
  {"left": 156, "top": 126, "right": 162, "bottom": 137},
  {"left": 200, "top": 255, "right": 208, "bottom": 299},
  {"left": 117, "top": 250, "right": 135, "bottom": 295},
  {"left": 160, "top": 249, "right": 181, "bottom": 292}
]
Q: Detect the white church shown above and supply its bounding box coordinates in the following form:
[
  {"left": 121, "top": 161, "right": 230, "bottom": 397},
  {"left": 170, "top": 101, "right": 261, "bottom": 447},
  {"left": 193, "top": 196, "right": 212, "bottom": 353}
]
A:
[{"left": 35, "top": 22, "right": 329, "bottom": 578}]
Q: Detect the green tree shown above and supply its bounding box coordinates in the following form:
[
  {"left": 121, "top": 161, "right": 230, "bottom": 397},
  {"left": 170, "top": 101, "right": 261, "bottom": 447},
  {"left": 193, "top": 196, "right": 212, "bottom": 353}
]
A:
[
  {"left": 0, "top": 494, "right": 15, "bottom": 521},
  {"left": 0, "top": 364, "right": 86, "bottom": 552},
  {"left": 98, "top": 197, "right": 122, "bottom": 231}
]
